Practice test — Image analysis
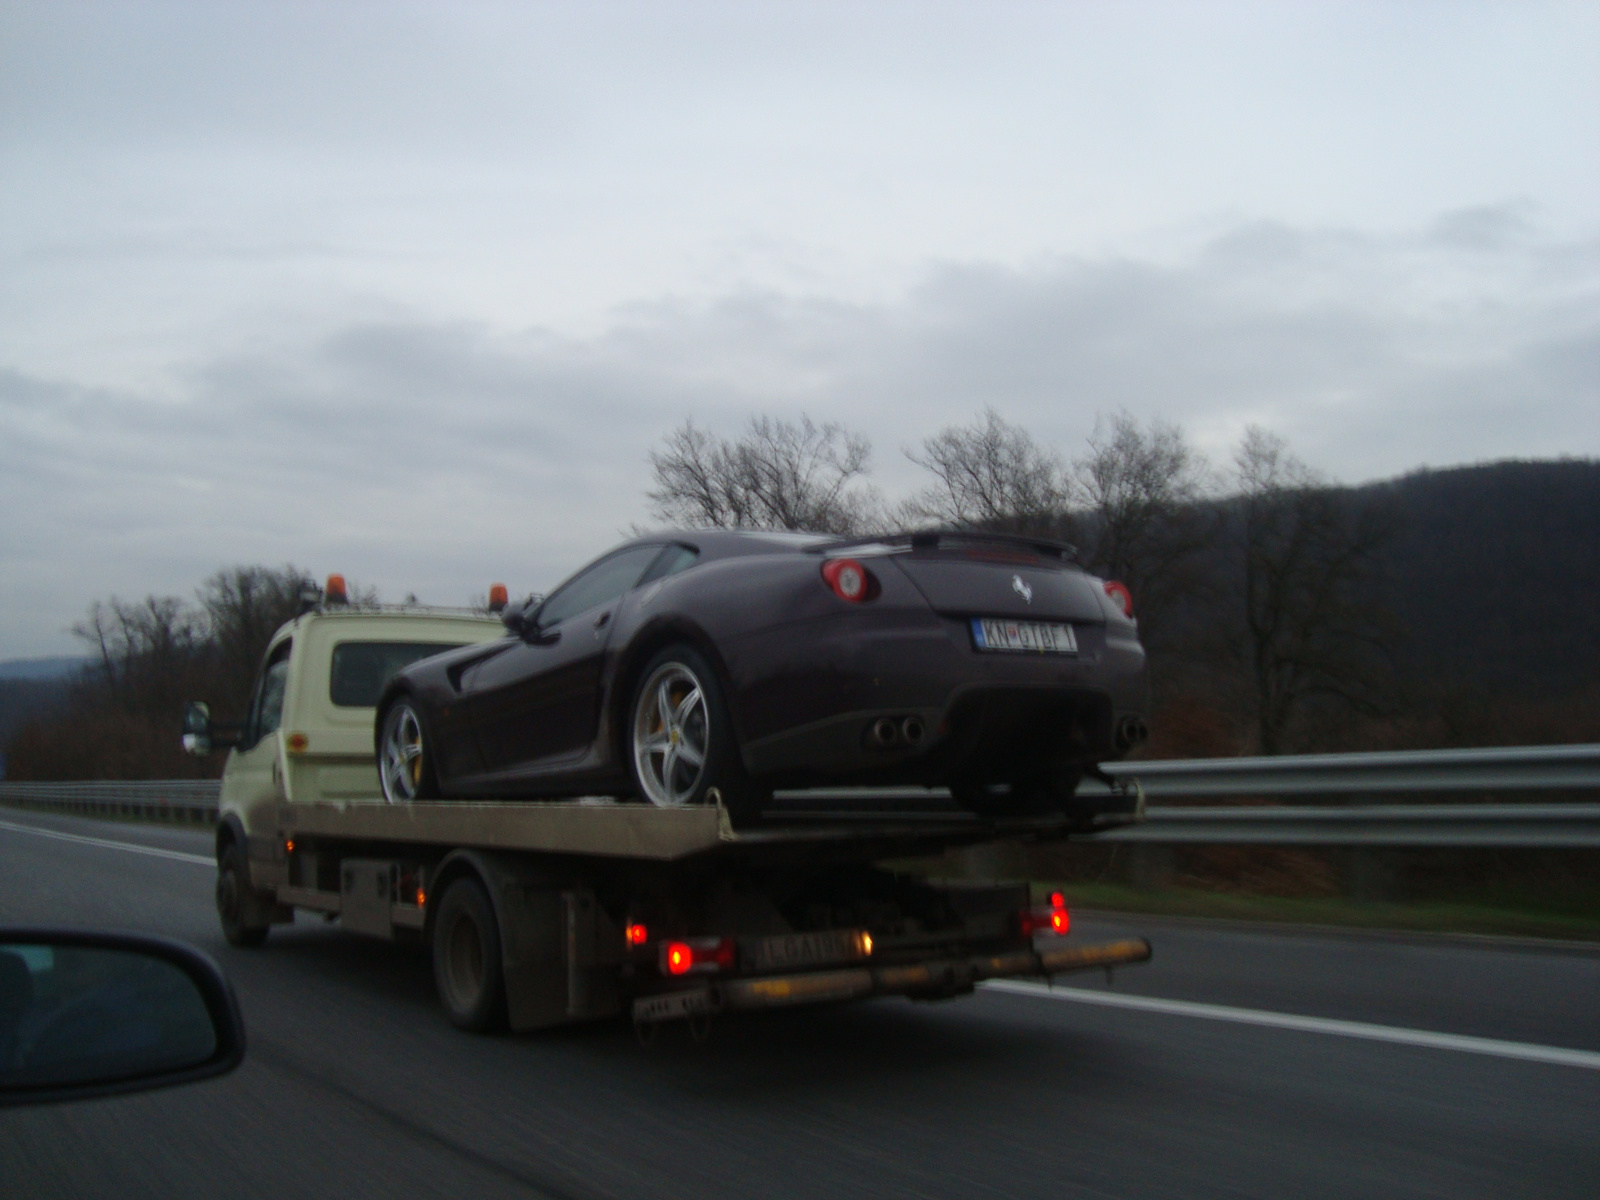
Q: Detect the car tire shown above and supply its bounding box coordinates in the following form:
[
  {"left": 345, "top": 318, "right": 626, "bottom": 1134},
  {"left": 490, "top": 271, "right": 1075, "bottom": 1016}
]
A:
[
  {"left": 216, "top": 843, "right": 270, "bottom": 948},
  {"left": 627, "top": 644, "right": 763, "bottom": 825},
  {"left": 431, "top": 876, "right": 507, "bottom": 1033},
  {"left": 379, "top": 696, "right": 440, "bottom": 803}
]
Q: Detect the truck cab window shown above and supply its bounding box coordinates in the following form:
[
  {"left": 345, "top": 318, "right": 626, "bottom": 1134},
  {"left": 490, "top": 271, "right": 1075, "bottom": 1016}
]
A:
[
  {"left": 330, "top": 642, "right": 464, "bottom": 708},
  {"left": 247, "top": 642, "right": 292, "bottom": 746}
]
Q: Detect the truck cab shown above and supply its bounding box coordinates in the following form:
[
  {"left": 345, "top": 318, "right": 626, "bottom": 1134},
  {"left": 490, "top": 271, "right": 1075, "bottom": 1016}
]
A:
[{"left": 183, "top": 586, "right": 506, "bottom": 942}]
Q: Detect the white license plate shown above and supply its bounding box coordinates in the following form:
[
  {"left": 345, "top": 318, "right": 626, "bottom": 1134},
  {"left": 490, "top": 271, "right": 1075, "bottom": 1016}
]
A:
[
  {"left": 746, "top": 929, "right": 868, "bottom": 973},
  {"left": 972, "top": 618, "right": 1078, "bottom": 655}
]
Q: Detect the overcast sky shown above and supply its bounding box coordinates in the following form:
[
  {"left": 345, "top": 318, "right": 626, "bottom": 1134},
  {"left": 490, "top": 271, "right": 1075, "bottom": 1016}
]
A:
[{"left": 2, "top": 1, "right": 1596, "bottom": 659}]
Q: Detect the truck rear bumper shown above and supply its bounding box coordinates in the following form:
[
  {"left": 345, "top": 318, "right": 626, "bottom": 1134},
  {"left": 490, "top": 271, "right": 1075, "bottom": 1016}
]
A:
[{"left": 631, "top": 937, "right": 1152, "bottom": 1025}]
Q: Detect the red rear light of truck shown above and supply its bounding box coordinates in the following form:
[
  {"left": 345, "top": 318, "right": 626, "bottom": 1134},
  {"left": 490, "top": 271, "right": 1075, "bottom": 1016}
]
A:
[
  {"left": 1017, "top": 894, "right": 1070, "bottom": 937},
  {"left": 660, "top": 937, "right": 737, "bottom": 975}
]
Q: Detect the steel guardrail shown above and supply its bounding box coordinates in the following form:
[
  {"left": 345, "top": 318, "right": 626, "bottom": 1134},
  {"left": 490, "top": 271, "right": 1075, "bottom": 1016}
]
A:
[
  {"left": 1094, "top": 803, "right": 1600, "bottom": 848},
  {"left": 1087, "top": 743, "right": 1600, "bottom": 798},
  {"left": 0, "top": 780, "right": 220, "bottom": 825},
  {"left": 3, "top": 742, "right": 1599, "bottom": 844}
]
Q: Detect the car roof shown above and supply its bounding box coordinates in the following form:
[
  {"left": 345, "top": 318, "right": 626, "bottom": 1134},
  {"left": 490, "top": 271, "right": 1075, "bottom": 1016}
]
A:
[{"left": 623, "top": 528, "right": 838, "bottom": 557}]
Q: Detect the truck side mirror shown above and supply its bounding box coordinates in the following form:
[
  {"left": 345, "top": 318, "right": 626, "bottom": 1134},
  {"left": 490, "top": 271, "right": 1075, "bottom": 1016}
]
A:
[
  {"left": 181, "top": 702, "right": 211, "bottom": 756},
  {"left": 182, "top": 703, "right": 243, "bottom": 754}
]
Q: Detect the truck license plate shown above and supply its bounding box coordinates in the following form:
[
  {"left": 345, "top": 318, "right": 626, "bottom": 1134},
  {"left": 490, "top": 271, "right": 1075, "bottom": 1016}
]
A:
[
  {"left": 745, "top": 929, "right": 869, "bottom": 973},
  {"left": 633, "top": 988, "right": 714, "bottom": 1024},
  {"left": 972, "top": 618, "right": 1078, "bottom": 655}
]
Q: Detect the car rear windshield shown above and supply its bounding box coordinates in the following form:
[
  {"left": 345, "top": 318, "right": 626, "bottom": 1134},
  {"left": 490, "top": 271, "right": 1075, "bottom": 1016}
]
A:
[{"left": 329, "top": 642, "right": 464, "bottom": 708}]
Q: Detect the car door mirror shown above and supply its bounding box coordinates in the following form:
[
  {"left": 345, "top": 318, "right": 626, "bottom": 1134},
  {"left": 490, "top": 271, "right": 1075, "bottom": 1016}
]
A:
[
  {"left": 504, "top": 596, "right": 555, "bottom": 642},
  {"left": 0, "top": 930, "right": 246, "bottom": 1107}
]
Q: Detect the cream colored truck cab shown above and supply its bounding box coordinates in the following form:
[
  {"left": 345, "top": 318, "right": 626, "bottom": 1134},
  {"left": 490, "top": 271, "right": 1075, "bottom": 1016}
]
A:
[{"left": 184, "top": 599, "right": 505, "bottom": 944}]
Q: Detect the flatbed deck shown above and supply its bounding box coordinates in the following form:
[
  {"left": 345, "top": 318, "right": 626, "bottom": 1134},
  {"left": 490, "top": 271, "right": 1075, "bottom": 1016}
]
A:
[{"left": 274, "top": 790, "right": 1109, "bottom": 863}]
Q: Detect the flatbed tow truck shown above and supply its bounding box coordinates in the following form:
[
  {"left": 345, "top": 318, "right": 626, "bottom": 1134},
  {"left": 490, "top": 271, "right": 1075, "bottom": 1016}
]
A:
[
  {"left": 187, "top": 585, "right": 1152, "bottom": 1035},
  {"left": 247, "top": 791, "right": 1151, "bottom": 1034}
]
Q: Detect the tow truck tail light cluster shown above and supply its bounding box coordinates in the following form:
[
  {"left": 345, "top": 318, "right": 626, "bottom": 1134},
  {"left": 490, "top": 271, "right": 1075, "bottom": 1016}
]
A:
[
  {"left": 821, "top": 558, "right": 877, "bottom": 603},
  {"left": 1017, "top": 892, "right": 1070, "bottom": 937},
  {"left": 660, "top": 936, "right": 737, "bottom": 976}
]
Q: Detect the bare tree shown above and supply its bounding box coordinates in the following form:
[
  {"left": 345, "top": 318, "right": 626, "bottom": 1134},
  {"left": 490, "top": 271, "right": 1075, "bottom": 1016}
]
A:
[
  {"left": 1229, "top": 428, "right": 1398, "bottom": 754},
  {"left": 198, "top": 565, "right": 315, "bottom": 716},
  {"left": 646, "top": 415, "right": 879, "bottom": 534},
  {"left": 1069, "top": 411, "right": 1218, "bottom": 641},
  {"left": 74, "top": 596, "right": 208, "bottom": 715},
  {"left": 902, "top": 409, "right": 1066, "bottom": 535}
]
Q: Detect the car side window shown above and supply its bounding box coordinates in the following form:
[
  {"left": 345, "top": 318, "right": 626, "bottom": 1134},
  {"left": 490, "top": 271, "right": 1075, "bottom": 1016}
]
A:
[
  {"left": 246, "top": 642, "right": 292, "bottom": 746},
  {"left": 536, "top": 546, "right": 664, "bottom": 628},
  {"left": 638, "top": 543, "right": 699, "bottom": 586}
]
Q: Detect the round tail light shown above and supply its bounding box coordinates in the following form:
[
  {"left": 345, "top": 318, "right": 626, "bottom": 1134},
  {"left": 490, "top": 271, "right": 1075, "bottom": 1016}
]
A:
[
  {"left": 1103, "top": 580, "right": 1133, "bottom": 619},
  {"left": 822, "top": 558, "right": 875, "bottom": 603}
]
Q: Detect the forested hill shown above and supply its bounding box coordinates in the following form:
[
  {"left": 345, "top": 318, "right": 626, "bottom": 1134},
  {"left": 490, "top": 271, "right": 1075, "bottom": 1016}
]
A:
[
  {"left": 1367, "top": 459, "right": 1600, "bottom": 699},
  {"left": 1, "top": 458, "right": 1594, "bottom": 779}
]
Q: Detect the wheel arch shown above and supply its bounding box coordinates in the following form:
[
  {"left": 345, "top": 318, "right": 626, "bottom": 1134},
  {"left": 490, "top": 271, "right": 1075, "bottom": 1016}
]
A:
[
  {"left": 425, "top": 848, "right": 573, "bottom": 1032},
  {"left": 215, "top": 811, "right": 248, "bottom": 864},
  {"left": 424, "top": 848, "right": 509, "bottom": 950},
  {"left": 372, "top": 681, "right": 412, "bottom": 758},
  {"left": 607, "top": 618, "right": 738, "bottom": 766}
]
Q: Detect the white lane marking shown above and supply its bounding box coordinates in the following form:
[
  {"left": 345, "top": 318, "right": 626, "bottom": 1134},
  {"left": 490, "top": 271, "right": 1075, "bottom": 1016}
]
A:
[
  {"left": 984, "top": 980, "right": 1600, "bottom": 1071},
  {"left": 0, "top": 817, "right": 213, "bottom": 867}
]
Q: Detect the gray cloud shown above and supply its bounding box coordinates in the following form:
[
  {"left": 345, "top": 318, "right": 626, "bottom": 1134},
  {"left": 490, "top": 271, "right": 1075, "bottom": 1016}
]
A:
[{"left": 2, "top": 216, "right": 1595, "bottom": 657}]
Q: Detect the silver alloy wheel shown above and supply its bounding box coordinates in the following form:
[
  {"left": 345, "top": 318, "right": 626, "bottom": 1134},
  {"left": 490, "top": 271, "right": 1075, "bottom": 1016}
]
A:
[
  {"left": 380, "top": 703, "right": 425, "bottom": 803},
  {"left": 631, "top": 661, "right": 710, "bottom": 806}
]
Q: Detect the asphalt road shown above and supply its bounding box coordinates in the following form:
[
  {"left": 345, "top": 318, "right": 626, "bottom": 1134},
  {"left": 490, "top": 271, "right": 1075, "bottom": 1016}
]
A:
[{"left": 2, "top": 808, "right": 1597, "bottom": 1199}]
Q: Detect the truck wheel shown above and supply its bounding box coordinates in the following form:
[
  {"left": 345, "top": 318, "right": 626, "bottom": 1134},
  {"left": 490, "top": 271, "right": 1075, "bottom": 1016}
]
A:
[
  {"left": 379, "top": 697, "right": 439, "bottom": 803},
  {"left": 216, "top": 843, "right": 269, "bottom": 948},
  {"left": 432, "top": 877, "right": 507, "bottom": 1032},
  {"left": 627, "top": 644, "right": 762, "bottom": 824}
]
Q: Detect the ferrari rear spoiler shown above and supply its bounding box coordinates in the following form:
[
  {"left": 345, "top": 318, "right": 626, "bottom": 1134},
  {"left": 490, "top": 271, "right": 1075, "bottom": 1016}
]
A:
[{"left": 810, "top": 529, "right": 1079, "bottom": 562}]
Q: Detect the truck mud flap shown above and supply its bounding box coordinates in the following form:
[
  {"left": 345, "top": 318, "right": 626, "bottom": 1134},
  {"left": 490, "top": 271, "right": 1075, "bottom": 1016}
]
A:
[{"left": 631, "top": 937, "right": 1152, "bottom": 1026}]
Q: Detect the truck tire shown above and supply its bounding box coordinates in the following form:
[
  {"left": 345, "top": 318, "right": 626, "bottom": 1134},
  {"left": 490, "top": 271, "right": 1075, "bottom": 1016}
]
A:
[
  {"left": 432, "top": 876, "right": 507, "bottom": 1032},
  {"left": 627, "top": 643, "right": 763, "bottom": 825},
  {"left": 379, "top": 696, "right": 440, "bottom": 803},
  {"left": 216, "top": 843, "right": 270, "bottom": 948}
]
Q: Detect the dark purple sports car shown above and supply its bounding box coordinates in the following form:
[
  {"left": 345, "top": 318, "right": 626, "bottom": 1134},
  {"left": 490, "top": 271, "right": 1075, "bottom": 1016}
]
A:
[{"left": 375, "top": 529, "right": 1149, "bottom": 825}]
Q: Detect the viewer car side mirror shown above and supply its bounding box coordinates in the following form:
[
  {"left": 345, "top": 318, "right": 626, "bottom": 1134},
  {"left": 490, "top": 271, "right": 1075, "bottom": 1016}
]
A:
[{"left": 0, "top": 930, "right": 246, "bottom": 1107}]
